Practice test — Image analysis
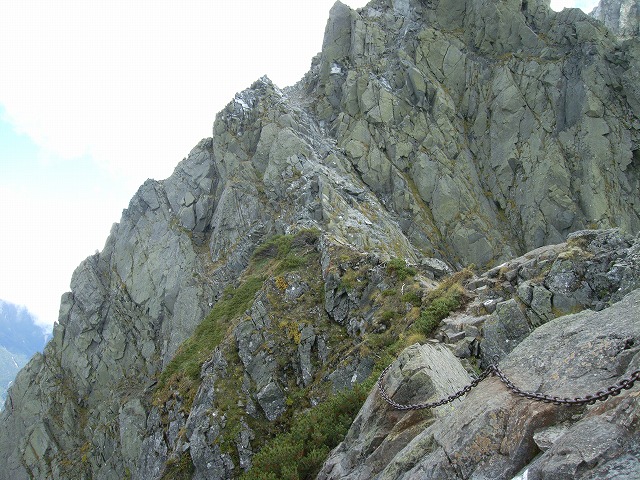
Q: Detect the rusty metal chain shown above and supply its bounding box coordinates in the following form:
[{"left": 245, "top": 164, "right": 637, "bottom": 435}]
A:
[
  {"left": 376, "top": 363, "right": 494, "bottom": 411},
  {"left": 492, "top": 364, "right": 640, "bottom": 406},
  {"left": 377, "top": 359, "right": 640, "bottom": 411}
]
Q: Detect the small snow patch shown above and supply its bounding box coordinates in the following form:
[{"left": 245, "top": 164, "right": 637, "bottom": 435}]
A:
[{"left": 234, "top": 97, "right": 251, "bottom": 110}]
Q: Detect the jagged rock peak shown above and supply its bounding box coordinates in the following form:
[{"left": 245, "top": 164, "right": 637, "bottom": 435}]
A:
[
  {"left": 307, "top": 0, "right": 639, "bottom": 266},
  {"left": 1, "top": 0, "right": 640, "bottom": 479},
  {"left": 591, "top": 0, "right": 640, "bottom": 38}
]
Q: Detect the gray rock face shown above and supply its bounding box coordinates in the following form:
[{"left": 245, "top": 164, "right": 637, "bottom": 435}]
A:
[
  {"left": 321, "top": 289, "right": 640, "bottom": 480},
  {"left": 234, "top": 295, "right": 287, "bottom": 422},
  {"left": 436, "top": 229, "right": 640, "bottom": 368},
  {"left": 1, "top": 0, "right": 639, "bottom": 478},
  {"left": 310, "top": 0, "right": 640, "bottom": 266},
  {"left": 480, "top": 298, "right": 531, "bottom": 363},
  {"left": 591, "top": 0, "right": 640, "bottom": 38},
  {"left": 318, "top": 343, "right": 473, "bottom": 480}
]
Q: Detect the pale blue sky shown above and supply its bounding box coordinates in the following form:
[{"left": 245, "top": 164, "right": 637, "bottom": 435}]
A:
[
  {"left": 552, "top": 0, "right": 600, "bottom": 11},
  {"left": 0, "top": 0, "right": 600, "bottom": 328}
]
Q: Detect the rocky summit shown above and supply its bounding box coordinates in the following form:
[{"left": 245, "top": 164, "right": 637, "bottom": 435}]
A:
[
  {"left": 591, "top": 0, "right": 640, "bottom": 39},
  {"left": 1, "top": 0, "right": 639, "bottom": 479}
]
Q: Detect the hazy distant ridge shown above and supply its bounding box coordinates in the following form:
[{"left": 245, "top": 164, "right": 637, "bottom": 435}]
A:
[{"left": 0, "top": 300, "right": 47, "bottom": 407}]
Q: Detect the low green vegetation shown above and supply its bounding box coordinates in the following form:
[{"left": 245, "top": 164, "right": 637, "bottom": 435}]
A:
[
  {"left": 252, "top": 234, "right": 294, "bottom": 262},
  {"left": 416, "top": 293, "right": 461, "bottom": 336},
  {"left": 155, "top": 229, "right": 320, "bottom": 411},
  {"left": 380, "top": 309, "right": 398, "bottom": 322},
  {"left": 278, "top": 255, "right": 307, "bottom": 272},
  {"left": 415, "top": 268, "right": 472, "bottom": 337},
  {"left": 240, "top": 381, "right": 372, "bottom": 480},
  {"left": 237, "top": 261, "right": 470, "bottom": 480},
  {"left": 161, "top": 452, "right": 195, "bottom": 480},
  {"left": 251, "top": 228, "right": 319, "bottom": 275},
  {"left": 155, "top": 274, "right": 264, "bottom": 410},
  {"left": 338, "top": 268, "right": 362, "bottom": 290},
  {"left": 154, "top": 241, "right": 472, "bottom": 480},
  {"left": 401, "top": 289, "right": 422, "bottom": 306},
  {"left": 241, "top": 272, "right": 446, "bottom": 480},
  {"left": 237, "top": 260, "right": 434, "bottom": 480},
  {"left": 386, "top": 258, "right": 417, "bottom": 280}
]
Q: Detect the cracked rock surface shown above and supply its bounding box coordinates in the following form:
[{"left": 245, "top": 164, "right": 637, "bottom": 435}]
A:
[
  {"left": 0, "top": 0, "right": 639, "bottom": 478},
  {"left": 320, "top": 289, "right": 640, "bottom": 480}
]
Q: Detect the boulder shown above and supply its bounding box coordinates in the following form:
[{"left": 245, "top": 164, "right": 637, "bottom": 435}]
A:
[
  {"left": 480, "top": 299, "right": 531, "bottom": 360},
  {"left": 318, "top": 342, "right": 472, "bottom": 480},
  {"left": 319, "top": 289, "right": 640, "bottom": 479}
]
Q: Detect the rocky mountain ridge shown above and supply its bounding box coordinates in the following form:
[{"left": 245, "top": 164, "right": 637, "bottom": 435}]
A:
[
  {"left": 318, "top": 227, "right": 640, "bottom": 479},
  {"left": 1, "top": 0, "right": 639, "bottom": 478},
  {"left": 0, "top": 300, "right": 47, "bottom": 358},
  {"left": 591, "top": 0, "right": 639, "bottom": 39},
  {"left": 0, "top": 300, "right": 47, "bottom": 408}
]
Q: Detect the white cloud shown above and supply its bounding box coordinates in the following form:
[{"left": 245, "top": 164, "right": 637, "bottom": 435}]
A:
[
  {"left": 0, "top": 0, "right": 595, "bottom": 188},
  {"left": 0, "top": 0, "right": 370, "bottom": 327},
  {"left": 550, "top": 0, "right": 600, "bottom": 12},
  {"left": 0, "top": 0, "right": 370, "bottom": 188},
  {"left": 0, "top": 181, "right": 125, "bottom": 327}
]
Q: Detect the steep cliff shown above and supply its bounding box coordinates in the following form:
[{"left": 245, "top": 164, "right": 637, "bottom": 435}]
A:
[
  {"left": 591, "top": 0, "right": 639, "bottom": 39},
  {"left": 1, "top": 0, "right": 639, "bottom": 479}
]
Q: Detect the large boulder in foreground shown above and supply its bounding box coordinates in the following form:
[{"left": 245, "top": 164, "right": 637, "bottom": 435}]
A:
[
  {"left": 317, "top": 343, "right": 471, "bottom": 480},
  {"left": 319, "top": 288, "right": 640, "bottom": 479}
]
